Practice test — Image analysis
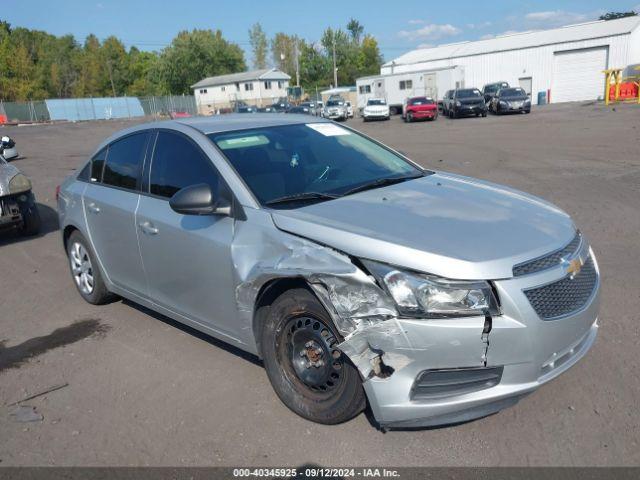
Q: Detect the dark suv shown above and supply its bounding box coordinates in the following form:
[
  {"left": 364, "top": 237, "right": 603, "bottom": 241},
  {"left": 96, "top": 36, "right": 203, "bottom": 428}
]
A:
[
  {"left": 447, "top": 89, "right": 487, "bottom": 119},
  {"left": 482, "top": 82, "right": 509, "bottom": 105}
]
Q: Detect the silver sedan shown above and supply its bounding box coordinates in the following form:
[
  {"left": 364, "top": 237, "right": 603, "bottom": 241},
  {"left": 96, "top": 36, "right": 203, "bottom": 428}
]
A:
[{"left": 57, "top": 115, "right": 599, "bottom": 429}]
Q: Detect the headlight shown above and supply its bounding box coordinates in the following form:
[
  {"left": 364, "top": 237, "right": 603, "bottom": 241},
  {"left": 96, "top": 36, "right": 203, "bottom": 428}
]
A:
[
  {"left": 8, "top": 173, "right": 32, "bottom": 194},
  {"left": 362, "top": 260, "right": 499, "bottom": 318},
  {"left": 455, "top": 100, "right": 461, "bottom": 107}
]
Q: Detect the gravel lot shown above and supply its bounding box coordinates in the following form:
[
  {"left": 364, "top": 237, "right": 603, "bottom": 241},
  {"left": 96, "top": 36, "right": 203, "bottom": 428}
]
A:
[{"left": 1, "top": 102, "right": 639, "bottom": 466}]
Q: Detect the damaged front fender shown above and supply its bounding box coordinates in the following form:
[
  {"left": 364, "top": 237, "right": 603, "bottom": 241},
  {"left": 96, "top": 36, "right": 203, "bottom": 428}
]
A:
[{"left": 232, "top": 211, "right": 488, "bottom": 382}]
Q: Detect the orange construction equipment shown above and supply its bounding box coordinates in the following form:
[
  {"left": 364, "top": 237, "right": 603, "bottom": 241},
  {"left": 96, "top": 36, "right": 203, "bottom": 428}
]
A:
[{"left": 604, "top": 67, "right": 640, "bottom": 105}]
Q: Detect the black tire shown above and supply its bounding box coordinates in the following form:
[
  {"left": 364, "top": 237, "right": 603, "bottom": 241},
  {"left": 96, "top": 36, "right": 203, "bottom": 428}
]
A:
[
  {"left": 66, "top": 230, "right": 115, "bottom": 305},
  {"left": 525, "top": 109, "right": 531, "bottom": 114},
  {"left": 406, "top": 112, "right": 412, "bottom": 123},
  {"left": 481, "top": 111, "right": 487, "bottom": 117},
  {"left": 20, "top": 203, "right": 41, "bottom": 236},
  {"left": 449, "top": 109, "right": 455, "bottom": 119},
  {"left": 260, "top": 288, "right": 366, "bottom": 424}
]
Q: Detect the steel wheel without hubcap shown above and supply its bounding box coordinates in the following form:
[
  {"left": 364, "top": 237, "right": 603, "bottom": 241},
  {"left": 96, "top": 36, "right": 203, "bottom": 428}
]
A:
[
  {"left": 281, "top": 315, "right": 344, "bottom": 394},
  {"left": 70, "top": 242, "right": 94, "bottom": 295}
]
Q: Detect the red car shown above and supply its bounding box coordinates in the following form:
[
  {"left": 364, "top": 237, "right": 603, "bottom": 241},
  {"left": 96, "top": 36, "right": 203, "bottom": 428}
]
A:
[{"left": 403, "top": 96, "right": 438, "bottom": 122}]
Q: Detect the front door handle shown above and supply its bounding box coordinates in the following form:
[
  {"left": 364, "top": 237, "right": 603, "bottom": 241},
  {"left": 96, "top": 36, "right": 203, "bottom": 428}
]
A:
[
  {"left": 87, "top": 202, "right": 100, "bottom": 214},
  {"left": 138, "top": 221, "right": 159, "bottom": 235}
]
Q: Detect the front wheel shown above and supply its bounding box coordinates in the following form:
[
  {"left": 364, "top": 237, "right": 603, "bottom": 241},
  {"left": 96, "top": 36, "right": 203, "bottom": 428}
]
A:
[
  {"left": 449, "top": 109, "right": 455, "bottom": 119},
  {"left": 260, "top": 288, "right": 366, "bottom": 424},
  {"left": 20, "top": 203, "right": 41, "bottom": 236}
]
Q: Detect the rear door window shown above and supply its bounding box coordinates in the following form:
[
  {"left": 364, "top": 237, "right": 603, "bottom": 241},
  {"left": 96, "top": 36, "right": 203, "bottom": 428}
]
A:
[
  {"left": 149, "top": 131, "right": 219, "bottom": 199},
  {"left": 102, "top": 133, "right": 148, "bottom": 190}
]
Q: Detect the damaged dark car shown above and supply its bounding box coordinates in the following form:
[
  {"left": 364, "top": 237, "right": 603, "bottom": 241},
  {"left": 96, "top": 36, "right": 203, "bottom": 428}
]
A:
[{"left": 57, "top": 115, "right": 600, "bottom": 429}]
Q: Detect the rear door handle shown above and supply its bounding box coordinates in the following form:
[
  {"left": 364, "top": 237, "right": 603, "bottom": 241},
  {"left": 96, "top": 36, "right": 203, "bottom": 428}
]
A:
[
  {"left": 138, "top": 221, "right": 159, "bottom": 235},
  {"left": 87, "top": 202, "right": 100, "bottom": 214}
]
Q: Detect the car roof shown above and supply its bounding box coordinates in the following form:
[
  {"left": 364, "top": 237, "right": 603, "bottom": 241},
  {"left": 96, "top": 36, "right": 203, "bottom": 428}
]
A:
[
  {"left": 93, "top": 114, "right": 331, "bottom": 153},
  {"left": 144, "top": 114, "right": 330, "bottom": 135}
]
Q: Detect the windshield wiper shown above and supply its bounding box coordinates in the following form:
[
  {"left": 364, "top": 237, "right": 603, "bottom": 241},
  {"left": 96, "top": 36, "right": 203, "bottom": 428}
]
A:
[
  {"left": 265, "top": 191, "right": 340, "bottom": 206},
  {"left": 342, "top": 173, "right": 424, "bottom": 197}
]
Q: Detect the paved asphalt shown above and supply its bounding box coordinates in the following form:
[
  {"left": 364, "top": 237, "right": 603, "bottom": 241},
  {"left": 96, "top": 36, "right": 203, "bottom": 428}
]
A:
[{"left": 0, "top": 102, "right": 639, "bottom": 466}]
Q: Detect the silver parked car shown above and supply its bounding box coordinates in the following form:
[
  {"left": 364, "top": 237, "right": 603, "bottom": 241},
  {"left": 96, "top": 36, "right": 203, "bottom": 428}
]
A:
[{"left": 57, "top": 115, "right": 600, "bottom": 429}]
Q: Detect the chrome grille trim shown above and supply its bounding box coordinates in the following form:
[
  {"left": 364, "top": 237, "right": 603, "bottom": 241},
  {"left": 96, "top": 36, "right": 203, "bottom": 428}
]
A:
[
  {"left": 523, "top": 256, "right": 597, "bottom": 320},
  {"left": 513, "top": 232, "right": 582, "bottom": 277}
]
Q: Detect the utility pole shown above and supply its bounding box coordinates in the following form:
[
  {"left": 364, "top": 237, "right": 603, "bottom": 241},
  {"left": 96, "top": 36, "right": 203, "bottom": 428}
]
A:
[
  {"left": 295, "top": 42, "right": 300, "bottom": 87},
  {"left": 331, "top": 30, "right": 339, "bottom": 88},
  {"left": 332, "top": 35, "right": 338, "bottom": 88}
]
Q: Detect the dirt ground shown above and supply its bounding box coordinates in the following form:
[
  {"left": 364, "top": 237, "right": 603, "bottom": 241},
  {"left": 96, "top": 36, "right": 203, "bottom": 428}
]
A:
[{"left": 0, "top": 102, "right": 639, "bottom": 466}]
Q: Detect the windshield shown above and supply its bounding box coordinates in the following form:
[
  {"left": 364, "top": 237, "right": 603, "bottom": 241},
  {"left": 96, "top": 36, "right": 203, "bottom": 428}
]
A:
[
  {"left": 208, "top": 123, "right": 423, "bottom": 208},
  {"left": 457, "top": 89, "right": 482, "bottom": 98},
  {"left": 367, "top": 99, "right": 386, "bottom": 106},
  {"left": 326, "top": 100, "right": 343, "bottom": 106},
  {"left": 409, "top": 97, "right": 433, "bottom": 105},
  {"left": 500, "top": 88, "right": 526, "bottom": 97}
]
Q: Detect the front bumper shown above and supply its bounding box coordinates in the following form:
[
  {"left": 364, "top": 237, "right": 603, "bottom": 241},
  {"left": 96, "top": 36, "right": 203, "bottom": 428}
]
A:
[
  {"left": 456, "top": 105, "right": 486, "bottom": 116},
  {"left": 363, "top": 112, "right": 390, "bottom": 120},
  {"left": 501, "top": 103, "right": 531, "bottom": 112},
  {"left": 349, "top": 251, "right": 600, "bottom": 429},
  {"left": 325, "top": 111, "right": 346, "bottom": 119},
  {"left": 409, "top": 110, "right": 437, "bottom": 119},
  {"left": 0, "top": 191, "right": 33, "bottom": 230}
]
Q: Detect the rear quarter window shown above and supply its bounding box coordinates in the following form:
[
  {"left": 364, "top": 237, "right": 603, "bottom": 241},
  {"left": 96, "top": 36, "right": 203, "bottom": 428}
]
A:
[{"left": 102, "top": 132, "right": 148, "bottom": 190}]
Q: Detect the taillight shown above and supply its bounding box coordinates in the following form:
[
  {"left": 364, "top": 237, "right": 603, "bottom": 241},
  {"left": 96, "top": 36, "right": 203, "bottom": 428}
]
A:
[{"left": 55, "top": 185, "right": 61, "bottom": 201}]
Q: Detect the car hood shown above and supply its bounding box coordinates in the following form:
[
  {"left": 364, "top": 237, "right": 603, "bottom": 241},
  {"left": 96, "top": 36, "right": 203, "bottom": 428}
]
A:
[
  {"left": 0, "top": 162, "right": 20, "bottom": 196},
  {"left": 270, "top": 173, "right": 576, "bottom": 280}
]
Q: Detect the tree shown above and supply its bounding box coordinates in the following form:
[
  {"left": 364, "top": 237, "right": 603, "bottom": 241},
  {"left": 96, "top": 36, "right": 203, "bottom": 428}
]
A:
[
  {"left": 127, "top": 47, "right": 161, "bottom": 96},
  {"left": 346, "top": 18, "right": 364, "bottom": 44},
  {"left": 599, "top": 11, "right": 637, "bottom": 21},
  {"left": 249, "top": 23, "right": 268, "bottom": 69},
  {"left": 271, "top": 32, "right": 300, "bottom": 78},
  {"left": 158, "top": 29, "right": 245, "bottom": 95},
  {"left": 357, "top": 35, "right": 382, "bottom": 77},
  {"left": 298, "top": 40, "right": 331, "bottom": 90}
]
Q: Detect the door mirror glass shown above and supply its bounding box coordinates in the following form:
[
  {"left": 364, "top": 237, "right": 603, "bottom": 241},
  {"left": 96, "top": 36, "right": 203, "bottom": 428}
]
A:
[{"left": 169, "top": 183, "right": 230, "bottom": 216}]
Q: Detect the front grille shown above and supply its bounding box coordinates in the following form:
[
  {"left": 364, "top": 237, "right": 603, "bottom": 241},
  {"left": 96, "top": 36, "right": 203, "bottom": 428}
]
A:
[
  {"left": 411, "top": 367, "right": 503, "bottom": 400},
  {"left": 513, "top": 232, "right": 582, "bottom": 277},
  {"left": 524, "top": 256, "right": 597, "bottom": 320}
]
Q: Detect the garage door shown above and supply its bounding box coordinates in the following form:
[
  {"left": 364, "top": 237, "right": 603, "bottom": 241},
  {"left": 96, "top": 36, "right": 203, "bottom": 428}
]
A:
[{"left": 552, "top": 47, "right": 608, "bottom": 103}]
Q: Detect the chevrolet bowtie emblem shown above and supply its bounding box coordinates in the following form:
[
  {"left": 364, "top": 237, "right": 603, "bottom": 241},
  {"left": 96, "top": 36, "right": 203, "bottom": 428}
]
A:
[{"left": 563, "top": 256, "right": 584, "bottom": 279}]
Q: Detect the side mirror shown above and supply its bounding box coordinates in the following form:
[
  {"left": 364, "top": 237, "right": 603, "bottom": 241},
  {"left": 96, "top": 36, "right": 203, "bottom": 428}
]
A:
[{"left": 169, "top": 183, "right": 231, "bottom": 216}]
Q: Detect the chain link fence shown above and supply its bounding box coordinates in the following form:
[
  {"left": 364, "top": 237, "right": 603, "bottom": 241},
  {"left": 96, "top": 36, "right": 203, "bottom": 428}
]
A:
[{"left": 0, "top": 95, "right": 197, "bottom": 124}]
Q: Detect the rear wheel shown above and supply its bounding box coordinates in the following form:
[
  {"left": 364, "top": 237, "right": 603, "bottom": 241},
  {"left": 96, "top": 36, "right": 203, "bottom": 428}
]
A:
[
  {"left": 67, "top": 231, "right": 115, "bottom": 305},
  {"left": 260, "top": 288, "right": 366, "bottom": 424}
]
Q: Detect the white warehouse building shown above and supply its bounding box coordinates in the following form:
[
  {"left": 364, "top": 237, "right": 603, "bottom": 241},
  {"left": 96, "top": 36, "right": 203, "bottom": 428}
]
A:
[
  {"left": 192, "top": 68, "right": 291, "bottom": 114},
  {"left": 358, "top": 16, "right": 640, "bottom": 109}
]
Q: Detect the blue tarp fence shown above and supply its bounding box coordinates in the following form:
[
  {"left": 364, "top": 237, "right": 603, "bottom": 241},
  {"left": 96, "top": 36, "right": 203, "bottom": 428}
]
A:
[
  {"left": 45, "top": 97, "right": 145, "bottom": 121},
  {"left": 0, "top": 95, "right": 197, "bottom": 123}
]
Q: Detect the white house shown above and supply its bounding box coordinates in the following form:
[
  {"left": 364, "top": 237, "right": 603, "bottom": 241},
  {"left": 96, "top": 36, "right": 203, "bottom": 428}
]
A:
[
  {"left": 192, "top": 68, "right": 291, "bottom": 113},
  {"left": 357, "top": 16, "right": 640, "bottom": 109}
]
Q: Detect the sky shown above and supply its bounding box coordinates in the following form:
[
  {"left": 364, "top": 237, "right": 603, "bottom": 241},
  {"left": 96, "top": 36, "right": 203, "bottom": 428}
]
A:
[{"left": 4, "top": 0, "right": 640, "bottom": 63}]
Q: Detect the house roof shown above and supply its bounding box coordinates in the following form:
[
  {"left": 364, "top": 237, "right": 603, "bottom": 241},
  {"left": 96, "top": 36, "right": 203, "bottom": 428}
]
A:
[
  {"left": 192, "top": 68, "right": 291, "bottom": 89},
  {"left": 385, "top": 16, "right": 640, "bottom": 67}
]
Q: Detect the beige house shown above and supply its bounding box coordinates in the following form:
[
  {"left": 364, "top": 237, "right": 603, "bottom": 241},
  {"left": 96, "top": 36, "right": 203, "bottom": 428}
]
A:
[{"left": 192, "top": 69, "right": 291, "bottom": 114}]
